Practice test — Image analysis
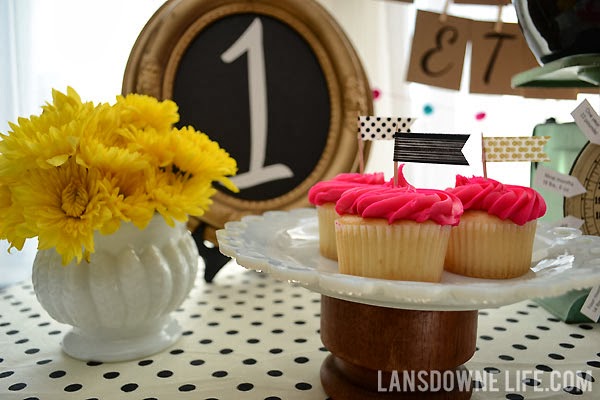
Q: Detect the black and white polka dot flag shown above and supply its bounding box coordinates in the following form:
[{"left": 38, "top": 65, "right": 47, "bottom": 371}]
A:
[
  {"left": 393, "top": 132, "right": 470, "bottom": 165},
  {"left": 357, "top": 116, "right": 416, "bottom": 140}
]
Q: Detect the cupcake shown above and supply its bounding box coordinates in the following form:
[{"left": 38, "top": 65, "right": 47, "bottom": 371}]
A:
[
  {"left": 308, "top": 172, "right": 385, "bottom": 260},
  {"left": 334, "top": 185, "right": 463, "bottom": 282},
  {"left": 445, "top": 175, "right": 547, "bottom": 279}
]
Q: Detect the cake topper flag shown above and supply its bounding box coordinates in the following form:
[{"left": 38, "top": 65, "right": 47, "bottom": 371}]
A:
[
  {"left": 393, "top": 133, "right": 470, "bottom": 165},
  {"left": 482, "top": 136, "right": 550, "bottom": 162},
  {"left": 356, "top": 116, "right": 416, "bottom": 173}
]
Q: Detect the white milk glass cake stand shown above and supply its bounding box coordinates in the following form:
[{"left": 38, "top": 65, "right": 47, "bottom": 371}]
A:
[{"left": 216, "top": 208, "right": 600, "bottom": 400}]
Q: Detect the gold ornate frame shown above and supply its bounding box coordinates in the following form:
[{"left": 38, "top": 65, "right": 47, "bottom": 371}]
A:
[{"left": 122, "top": 0, "right": 372, "bottom": 241}]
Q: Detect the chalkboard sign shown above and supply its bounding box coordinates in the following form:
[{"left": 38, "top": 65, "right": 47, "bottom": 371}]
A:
[{"left": 123, "top": 0, "right": 372, "bottom": 244}]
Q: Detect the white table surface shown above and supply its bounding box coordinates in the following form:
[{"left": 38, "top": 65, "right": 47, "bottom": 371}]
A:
[{"left": 0, "top": 261, "right": 598, "bottom": 399}]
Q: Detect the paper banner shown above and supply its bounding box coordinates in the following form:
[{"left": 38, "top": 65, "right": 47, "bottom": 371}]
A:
[
  {"left": 483, "top": 136, "right": 550, "bottom": 162},
  {"left": 393, "top": 133, "right": 469, "bottom": 165},
  {"left": 533, "top": 165, "right": 586, "bottom": 198},
  {"left": 357, "top": 116, "right": 416, "bottom": 140},
  {"left": 572, "top": 99, "right": 600, "bottom": 145}
]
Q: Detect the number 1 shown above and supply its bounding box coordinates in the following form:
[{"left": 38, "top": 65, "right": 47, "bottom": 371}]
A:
[{"left": 221, "top": 18, "right": 293, "bottom": 189}]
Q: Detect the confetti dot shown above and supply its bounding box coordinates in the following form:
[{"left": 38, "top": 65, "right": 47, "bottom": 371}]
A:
[
  {"left": 475, "top": 111, "right": 486, "bottom": 120},
  {"left": 372, "top": 88, "right": 381, "bottom": 100},
  {"left": 423, "top": 104, "right": 434, "bottom": 115}
]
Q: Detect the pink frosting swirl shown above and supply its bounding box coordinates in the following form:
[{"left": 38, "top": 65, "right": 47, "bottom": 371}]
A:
[
  {"left": 308, "top": 172, "right": 385, "bottom": 206},
  {"left": 447, "top": 175, "right": 546, "bottom": 225},
  {"left": 335, "top": 185, "right": 463, "bottom": 226}
]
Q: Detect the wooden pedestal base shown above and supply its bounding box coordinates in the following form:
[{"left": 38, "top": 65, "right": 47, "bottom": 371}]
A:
[{"left": 320, "top": 296, "right": 478, "bottom": 399}]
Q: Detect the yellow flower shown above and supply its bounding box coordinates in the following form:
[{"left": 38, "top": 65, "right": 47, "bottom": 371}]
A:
[
  {"left": 116, "top": 93, "right": 179, "bottom": 133},
  {"left": 0, "top": 87, "right": 238, "bottom": 265},
  {"left": 13, "top": 159, "right": 119, "bottom": 264}
]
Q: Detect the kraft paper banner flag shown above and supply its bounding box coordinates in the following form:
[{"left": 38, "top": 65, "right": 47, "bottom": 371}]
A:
[
  {"left": 483, "top": 136, "right": 550, "bottom": 162},
  {"left": 393, "top": 133, "right": 470, "bottom": 165},
  {"left": 357, "top": 116, "right": 416, "bottom": 140}
]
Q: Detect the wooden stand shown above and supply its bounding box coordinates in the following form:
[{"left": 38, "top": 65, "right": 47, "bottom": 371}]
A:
[{"left": 320, "top": 296, "right": 478, "bottom": 399}]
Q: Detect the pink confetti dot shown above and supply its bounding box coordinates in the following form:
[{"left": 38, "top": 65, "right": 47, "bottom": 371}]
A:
[
  {"left": 475, "top": 112, "right": 486, "bottom": 121},
  {"left": 372, "top": 88, "right": 381, "bottom": 100}
]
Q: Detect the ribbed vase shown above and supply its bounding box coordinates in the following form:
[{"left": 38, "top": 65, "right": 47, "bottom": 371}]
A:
[{"left": 32, "top": 215, "right": 199, "bottom": 362}]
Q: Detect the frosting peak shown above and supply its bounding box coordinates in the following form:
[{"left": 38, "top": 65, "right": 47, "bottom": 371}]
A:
[
  {"left": 335, "top": 186, "right": 463, "bottom": 226},
  {"left": 308, "top": 172, "right": 385, "bottom": 206},
  {"left": 447, "top": 175, "right": 546, "bottom": 225}
]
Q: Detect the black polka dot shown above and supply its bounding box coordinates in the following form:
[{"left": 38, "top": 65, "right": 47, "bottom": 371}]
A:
[
  {"left": 548, "top": 353, "right": 565, "bottom": 360},
  {"left": 103, "top": 372, "right": 119, "bottom": 379},
  {"left": 226, "top": 330, "right": 239, "bottom": 335},
  {"left": 199, "top": 339, "right": 212, "bottom": 344},
  {"left": 64, "top": 383, "right": 82, "bottom": 392},
  {"left": 14, "top": 338, "right": 29, "bottom": 344},
  {"left": 6, "top": 330, "right": 19, "bottom": 335},
  {"left": 536, "top": 364, "right": 553, "bottom": 372},
  {"left": 559, "top": 343, "right": 574, "bottom": 349},
  {"left": 471, "top": 380, "right": 484, "bottom": 389},
  {"left": 478, "top": 311, "right": 489, "bottom": 316},
  {"left": 525, "top": 334, "right": 539, "bottom": 340},
  {"left": 243, "top": 358, "right": 257, "bottom": 365},
  {"left": 479, "top": 335, "right": 493, "bottom": 341},
  {"left": 170, "top": 349, "right": 184, "bottom": 355},
  {"left": 24, "top": 348, "right": 39, "bottom": 354},
  {"left": 237, "top": 383, "right": 254, "bottom": 391},
  {"left": 190, "top": 359, "right": 205, "bottom": 366},
  {"left": 577, "top": 371, "right": 595, "bottom": 382},
  {"left": 294, "top": 356, "right": 309, "bottom": 364},
  {"left": 295, "top": 382, "right": 312, "bottom": 390},
  {"left": 8, "top": 382, "right": 26, "bottom": 391},
  {"left": 48, "top": 330, "right": 61, "bottom": 335},
  {"left": 294, "top": 338, "right": 307, "bottom": 343},
  {"left": 182, "top": 330, "right": 193, "bottom": 336},
  {"left": 268, "top": 370, "right": 283, "bottom": 377},
  {"left": 265, "top": 397, "right": 281, "bottom": 400},
  {"left": 269, "top": 348, "right": 283, "bottom": 354},
  {"left": 271, "top": 329, "right": 283, "bottom": 334},
  {"left": 506, "top": 318, "right": 519, "bottom": 323},
  {"left": 120, "top": 383, "right": 138, "bottom": 392},
  {"left": 563, "top": 386, "right": 584, "bottom": 395},
  {"left": 512, "top": 344, "right": 527, "bottom": 350},
  {"left": 157, "top": 370, "right": 173, "bottom": 378},
  {"left": 138, "top": 359, "right": 153, "bottom": 366},
  {"left": 247, "top": 338, "right": 260, "bottom": 344},
  {"left": 49, "top": 370, "right": 66, "bottom": 378},
  {"left": 86, "top": 361, "right": 102, "bottom": 366},
  {"left": 570, "top": 333, "right": 585, "bottom": 339},
  {"left": 537, "top": 325, "right": 550, "bottom": 331},
  {"left": 522, "top": 378, "right": 540, "bottom": 386},
  {"left": 493, "top": 326, "right": 506, "bottom": 331},
  {"left": 578, "top": 324, "right": 593, "bottom": 330},
  {"left": 505, "top": 394, "right": 524, "bottom": 400},
  {"left": 499, "top": 355, "right": 514, "bottom": 361},
  {"left": 0, "top": 370, "right": 14, "bottom": 378},
  {"left": 36, "top": 359, "right": 52, "bottom": 365},
  {"left": 212, "top": 370, "right": 228, "bottom": 378},
  {"left": 220, "top": 348, "right": 233, "bottom": 355},
  {"left": 179, "top": 384, "right": 196, "bottom": 392},
  {"left": 587, "top": 360, "right": 600, "bottom": 368},
  {"left": 484, "top": 367, "right": 501, "bottom": 374}
]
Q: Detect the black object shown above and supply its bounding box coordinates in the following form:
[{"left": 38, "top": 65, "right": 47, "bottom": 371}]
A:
[
  {"left": 513, "top": 0, "right": 600, "bottom": 64},
  {"left": 192, "top": 223, "right": 231, "bottom": 283},
  {"left": 172, "top": 13, "right": 330, "bottom": 202},
  {"left": 393, "top": 132, "right": 470, "bottom": 165}
]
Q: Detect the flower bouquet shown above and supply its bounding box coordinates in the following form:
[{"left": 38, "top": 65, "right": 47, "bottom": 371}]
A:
[
  {"left": 0, "top": 87, "right": 238, "bottom": 361},
  {"left": 0, "top": 87, "right": 237, "bottom": 265}
]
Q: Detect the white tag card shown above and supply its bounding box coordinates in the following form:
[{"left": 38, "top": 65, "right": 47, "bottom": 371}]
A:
[
  {"left": 533, "top": 166, "right": 586, "bottom": 198},
  {"left": 571, "top": 99, "right": 600, "bottom": 145},
  {"left": 581, "top": 285, "right": 600, "bottom": 322}
]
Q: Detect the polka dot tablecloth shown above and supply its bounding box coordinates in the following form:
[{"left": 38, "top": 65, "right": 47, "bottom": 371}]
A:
[{"left": 0, "top": 261, "right": 598, "bottom": 399}]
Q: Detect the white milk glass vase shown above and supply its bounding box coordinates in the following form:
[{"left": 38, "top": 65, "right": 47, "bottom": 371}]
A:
[{"left": 31, "top": 215, "right": 198, "bottom": 362}]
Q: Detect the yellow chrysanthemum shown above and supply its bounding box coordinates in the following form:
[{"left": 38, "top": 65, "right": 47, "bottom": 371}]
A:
[
  {"left": 12, "top": 160, "right": 120, "bottom": 264},
  {"left": 116, "top": 93, "right": 179, "bottom": 133}
]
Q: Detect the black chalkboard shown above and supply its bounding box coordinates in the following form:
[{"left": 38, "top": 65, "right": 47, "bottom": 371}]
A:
[{"left": 172, "top": 14, "right": 330, "bottom": 201}]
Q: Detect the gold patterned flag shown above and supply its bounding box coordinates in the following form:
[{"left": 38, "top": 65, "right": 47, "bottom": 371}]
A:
[{"left": 483, "top": 136, "right": 550, "bottom": 162}]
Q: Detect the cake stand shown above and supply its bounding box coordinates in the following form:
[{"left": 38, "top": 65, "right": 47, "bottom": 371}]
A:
[{"left": 217, "top": 208, "right": 600, "bottom": 399}]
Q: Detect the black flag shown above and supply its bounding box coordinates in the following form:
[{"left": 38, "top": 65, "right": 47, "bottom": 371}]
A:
[{"left": 393, "top": 132, "right": 470, "bottom": 165}]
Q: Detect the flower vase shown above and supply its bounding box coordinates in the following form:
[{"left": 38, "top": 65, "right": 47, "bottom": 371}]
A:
[{"left": 31, "top": 215, "right": 199, "bottom": 362}]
